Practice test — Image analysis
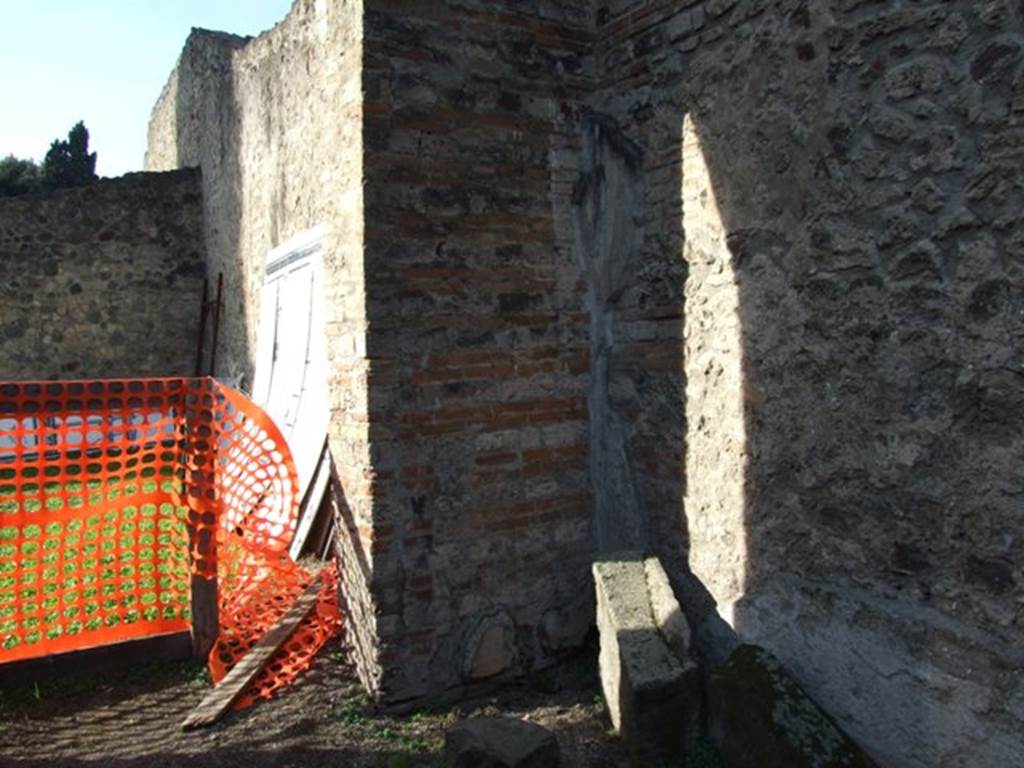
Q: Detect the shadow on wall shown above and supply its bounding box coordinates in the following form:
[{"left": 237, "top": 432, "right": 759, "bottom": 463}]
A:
[
  {"left": 171, "top": 30, "right": 253, "bottom": 384},
  {"left": 658, "top": 4, "right": 1024, "bottom": 768},
  {"left": 327, "top": 457, "right": 381, "bottom": 692},
  {"left": 571, "top": 101, "right": 729, "bottom": 662}
]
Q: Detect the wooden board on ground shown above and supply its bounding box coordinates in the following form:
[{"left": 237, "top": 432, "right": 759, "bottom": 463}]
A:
[{"left": 181, "top": 578, "right": 323, "bottom": 731}]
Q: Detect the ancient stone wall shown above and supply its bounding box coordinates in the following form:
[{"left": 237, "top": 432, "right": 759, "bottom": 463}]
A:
[
  {"left": 146, "top": 2, "right": 1023, "bottom": 762},
  {"left": 359, "top": 0, "right": 597, "bottom": 700},
  {"left": 0, "top": 170, "right": 205, "bottom": 380},
  {"left": 146, "top": 29, "right": 249, "bottom": 380},
  {"left": 590, "top": 2, "right": 1024, "bottom": 766},
  {"left": 148, "top": 0, "right": 602, "bottom": 703},
  {"left": 145, "top": 0, "right": 378, "bottom": 687}
]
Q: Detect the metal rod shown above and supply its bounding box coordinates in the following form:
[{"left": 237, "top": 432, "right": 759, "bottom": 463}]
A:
[
  {"left": 209, "top": 273, "right": 224, "bottom": 377},
  {"left": 194, "top": 279, "right": 209, "bottom": 377}
]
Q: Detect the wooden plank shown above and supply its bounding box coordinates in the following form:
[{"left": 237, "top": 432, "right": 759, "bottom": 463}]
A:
[
  {"left": 181, "top": 578, "right": 323, "bottom": 730},
  {"left": 1, "top": 632, "right": 192, "bottom": 688},
  {"left": 288, "top": 440, "right": 331, "bottom": 561},
  {"left": 314, "top": 509, "right": 336, "bottom": 561}
]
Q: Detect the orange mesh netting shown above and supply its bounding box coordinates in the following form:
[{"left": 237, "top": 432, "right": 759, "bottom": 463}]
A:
[
  {"left": 204, "top": 383, "right": 341, "bottom": 706},
  {"left": 0, "top": 377, "right": 341, "bottom": 708}
]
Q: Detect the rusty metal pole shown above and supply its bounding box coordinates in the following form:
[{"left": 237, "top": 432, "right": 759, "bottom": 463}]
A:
[
  {"left": 194, "top": 279, "right": 209, "bottom": 377},
  {"left": 209, "top": 273, "right": 224, "bottom": 377}
]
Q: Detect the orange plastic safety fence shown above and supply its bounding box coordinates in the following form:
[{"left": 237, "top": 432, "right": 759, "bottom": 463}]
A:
[
  {"left": 0, "top": 379, "right": 199, "bottom": 661},
  {"left": 0, "top": 378, "right": 341, "bottom": 709},
  {"left": 203, "top": 384, "right": 341, "bottom": 707}
]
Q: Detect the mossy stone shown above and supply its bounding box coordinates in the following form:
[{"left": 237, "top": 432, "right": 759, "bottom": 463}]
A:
[{"left": 709, "top": 645, "right": 878, "bottom": 768}]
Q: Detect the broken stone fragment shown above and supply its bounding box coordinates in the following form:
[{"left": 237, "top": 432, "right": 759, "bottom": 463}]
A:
[
  {"left": 463, "top": 610, "right": 518, "bottom": 681},
  {"left": 709, "top": 645, "right": 879, "bottom": 768},
  {"left": 539, "top": 600, "right": 593, "bottom": 655},
  {"left": 445, "top": 716, "right": 560, "bottom": 768}
]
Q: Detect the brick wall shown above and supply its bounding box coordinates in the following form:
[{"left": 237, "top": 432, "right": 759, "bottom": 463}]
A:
[{"left": 359, "top": 0, "right": 597, "bottom": 700}]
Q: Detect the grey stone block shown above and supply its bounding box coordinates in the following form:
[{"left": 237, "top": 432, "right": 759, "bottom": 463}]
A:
[
  {"left": 644, "top": 556, "right": 692, "bottom": 663},
  {"left": 445, "top": 717, "right": 560, "bottom": 768},
  {"left": 593, "top": 555, "right": 701, "bottom": 764}
]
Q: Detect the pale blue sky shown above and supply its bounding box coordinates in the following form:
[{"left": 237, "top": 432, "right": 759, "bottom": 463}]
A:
[{"left": 1, "top": 1, "right": 295, "bottom": 177}]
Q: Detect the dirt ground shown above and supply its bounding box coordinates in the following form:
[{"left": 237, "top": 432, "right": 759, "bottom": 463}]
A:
[{"left": 0, "top": 638, "right": 633, "bottom": 768}]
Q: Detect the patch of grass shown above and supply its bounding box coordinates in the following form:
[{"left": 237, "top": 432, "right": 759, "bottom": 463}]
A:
[
  {"left": 329, "top": 689, "right": 454, "bottom": 767},
  {"left": 388, "top": 729, "right": 432, "bottom": 754},
  {"left": 335, "top": 690, "right": 371, "bottom": 727},
  {"left": 187, "top": 662, "right": 212, "bottom": 687},
  {"left": 1, "top": 670, "right": 105, "bottom": 715},
  {"left": 326, "top": 641, "right": 348, "bottom": 665}
]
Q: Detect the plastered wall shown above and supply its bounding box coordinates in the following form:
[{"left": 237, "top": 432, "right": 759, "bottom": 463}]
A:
[{"left": 591, "top": 2, "right": 1024, "bottom": 765}]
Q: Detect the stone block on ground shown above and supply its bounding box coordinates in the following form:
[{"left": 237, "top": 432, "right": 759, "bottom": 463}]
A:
[
  {"left": 709, "top": 645, "right": 879, "bottom": 768},
  {"left": 593, "top": 555, "right": 701, "bottom": 763},
  {"left": 445, "top": 716, "right": 560, "bottom": 768}
]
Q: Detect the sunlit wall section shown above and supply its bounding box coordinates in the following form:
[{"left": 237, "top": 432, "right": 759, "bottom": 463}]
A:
[{"left": 681, "top": 114, "right": 747, "bottom": 610}]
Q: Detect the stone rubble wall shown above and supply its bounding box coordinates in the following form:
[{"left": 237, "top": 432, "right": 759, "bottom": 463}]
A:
[
  {"left": 0, "top": 170, "right": 205, "bottom": 380},
  {"left": 590, "top": 2, "right": 1024, "bottom": 766},
  {"left": 146, "top": 28, "right": 250, "bottom": 380},
  {"left": 144, "top": 0, "right": 379, "bottom": 691},
  {"left": 143, "top": 2, "right": 1024, "bottom": 763}
]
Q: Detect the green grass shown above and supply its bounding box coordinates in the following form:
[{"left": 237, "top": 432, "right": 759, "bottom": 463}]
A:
[
  {"left": 336, "top": 692, "right": 370, "bottom": 727},
  {"left": 328, "top": 688, "right": 454, "bottom": 768},
  {"left": 1, "top": 485, "right": 191, "bottom": 655}
]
